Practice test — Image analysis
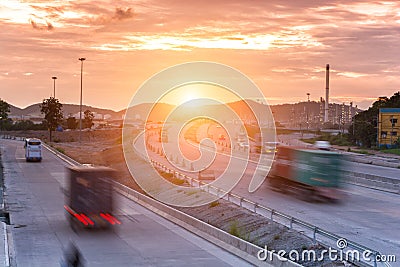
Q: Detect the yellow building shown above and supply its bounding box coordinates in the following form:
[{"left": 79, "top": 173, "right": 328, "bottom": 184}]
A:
[{"left": 378, "top": 108, "right": 400, "bottom": 148}]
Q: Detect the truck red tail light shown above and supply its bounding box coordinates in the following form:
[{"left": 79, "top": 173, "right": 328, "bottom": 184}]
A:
[
  {"left": 80, "top": 213, "right": 94, "bottom": 226},
  {"left": 64, "top": 205, "right": 93, "bottom": 226},
  {"left": 100, "top": 213, "right": 121, "bottom": 225}
]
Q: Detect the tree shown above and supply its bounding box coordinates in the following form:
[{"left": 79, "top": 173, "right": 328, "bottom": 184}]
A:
[
  {"left": 83, "top": 109, "right": 94, "bottom": 129},
  {"left": 40, "top": 97, "right": 63, "bottom": 142},
  {"left": 66, "top": 116, "right": 78, "bottom": 130},
  {"left": 349, "top": 91, "right": 400, "bottom": 147},
  {"left": 0, "top": 99, "right": 10, "bottom": 132},
  {"left": 9, "top": 120, "right": 46, "bottom": 131}
]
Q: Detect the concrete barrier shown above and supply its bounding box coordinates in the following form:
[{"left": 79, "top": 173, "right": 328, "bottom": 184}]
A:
[
  {"left": 347, "top": 154, "right": 400, "bottom": 169},
  {"left": 344, "top": 171, "right": 400, "bottom": 194},
  {"left": 0, "top": 220, "right": 10, "bottom": 267}
]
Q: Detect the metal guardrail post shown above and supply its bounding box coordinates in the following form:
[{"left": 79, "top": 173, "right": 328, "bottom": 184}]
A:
[
  {"left": 289, "top": 217, "right": 293, "bottom": 229},
  {"left": 270, "top": 209, "right": 274, "bottom": 221},
  {"left": 313, "top": 227, "right": 317, "bottom": 243}
]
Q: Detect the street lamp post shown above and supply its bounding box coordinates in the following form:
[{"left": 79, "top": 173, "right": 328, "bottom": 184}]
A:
[
  {"left": 52, "top": 76, "right": 57, "bottom": 98},
  {"left": 78, "top": 58, "right": 86, "bottom": 143},
  {"left": 306, "top": 93, "right": 310, "bottom": 130},
  {"left": 390, "top": 115, "right": 394, "bottom": 147}
]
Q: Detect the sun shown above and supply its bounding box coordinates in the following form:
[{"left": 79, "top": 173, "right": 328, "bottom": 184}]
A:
[
  {"left": 180, "top": 88, "right": 201, "bottom": 104},
  {"left": 159, "top": 83, "right": 240, "bottom": 106}
]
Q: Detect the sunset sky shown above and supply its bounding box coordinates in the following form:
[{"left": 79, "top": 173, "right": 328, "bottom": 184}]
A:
[{"left": 0, "top": 0, "right": 399, "bottom": 111}]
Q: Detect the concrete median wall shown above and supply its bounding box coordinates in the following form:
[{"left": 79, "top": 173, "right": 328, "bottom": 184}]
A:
[
  {"left": 344, "top": 171, "right": 400, "bottom": 194},
  {"left": 347, "top": 155, "right": 400, "bottom": 169}
]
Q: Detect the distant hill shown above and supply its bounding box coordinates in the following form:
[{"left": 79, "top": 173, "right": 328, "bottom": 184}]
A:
[
  {"left": 8, "top": 102, "right": 176, "bottom": 122},
  {"left": 9, "top": 103, "right": 120, "bottom": 120},
  {"left": 9, "top": 105, "right": 23, "bottom": 116},
  {"left": 122, "top": 102, "right": 176, "bottom": 122}
]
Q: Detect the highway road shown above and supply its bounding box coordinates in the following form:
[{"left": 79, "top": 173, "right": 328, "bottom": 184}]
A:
[
  {"left": 141, "top": 124, "right": 400, "bottom": 265},
  {"left": 0, "top": 139, "right": 247, "bottom": 267}
]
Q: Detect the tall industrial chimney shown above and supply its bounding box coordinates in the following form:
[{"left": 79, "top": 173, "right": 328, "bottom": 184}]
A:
[{"left": 324, "top": 64, "right": 330, "bottom": 123}]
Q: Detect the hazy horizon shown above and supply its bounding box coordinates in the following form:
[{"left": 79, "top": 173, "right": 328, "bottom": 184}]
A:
[{"left": 5, "top": 97, "right": 365, "bottom": 114}]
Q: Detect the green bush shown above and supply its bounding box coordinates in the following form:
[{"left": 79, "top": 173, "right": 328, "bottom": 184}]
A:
[
  {"left": 209, "top": 201, "right": 220, "bottom": 208},
  {"left": 228, "top": 220, "right": 250, "bottom": 241},
  {"left": 55, "top": 147, "right": 65, "bottom": 154},
  {"left": 229, "top": 220, "right": 241, "bottom": 237},
  {"left": 381, "top": 149, "right": 400, "bottom": 156},
  {"left": 301, "top": 133, "right": 352, "bottom": 147}
]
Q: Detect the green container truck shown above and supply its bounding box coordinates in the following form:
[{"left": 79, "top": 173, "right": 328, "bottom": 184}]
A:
[{"left": 269, "top": 146, "right": 345, "bottom": 202}]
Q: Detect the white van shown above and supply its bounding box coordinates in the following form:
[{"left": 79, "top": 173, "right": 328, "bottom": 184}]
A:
[
  {"left": 314, "top": 140, "right": 331, "bottom": 151},
  {"left": 24, "top": 138, "right": 42, "bottom": 162}
]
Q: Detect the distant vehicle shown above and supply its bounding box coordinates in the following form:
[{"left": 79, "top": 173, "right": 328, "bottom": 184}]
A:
[
  {"left": 236, "top": 132, "right": 246, "bottom": 143},
  {"left": 264, "top": 141, "right": 280, "bottom": 153},
  {"left": 198, "top": 169, "right": 216, "bottom": 180},
  {"left": 64, "top": 166, "right": 120, "bottom": 230},
  {"left": 161, "top": 130, "right": 168, "bottom": 143},
  {"left": 238, "top": 142, "right": 249, "bottom": 148},
  {"left": 269, "top": 146, "right": 345, "bottom": 202},
  {"left": 24, "top": 138, "right": 42, "bottom": 162},
  {"left": 314, "top": 141, "right": 331, "bottom": 151}
]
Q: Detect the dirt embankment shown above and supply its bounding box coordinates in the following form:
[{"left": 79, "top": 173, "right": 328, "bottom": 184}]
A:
[{"left": 13, "top": 129, "right": 141, "bottom": 191}]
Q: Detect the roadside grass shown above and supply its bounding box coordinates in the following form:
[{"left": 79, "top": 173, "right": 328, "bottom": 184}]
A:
[
  {"left": 55, "top": 147, "right": 65, "bottom": 154},
  {"left": 349, "top": 149, "right": 373, "bottom": 155},
  {"left": 209, "top": 200, "right": 220, "bottom": 208},
  {"left": 381, "top": 148, "right": 400, "bottom": 156},
  {"left": 158, "top": 171, "right": 186, "bottom": 186},
  {"left": 301, "top": 133, "right": 352, "bottom": 147},
  {"left": 228, "top": 220, "right": 251, "bottom": 242}
]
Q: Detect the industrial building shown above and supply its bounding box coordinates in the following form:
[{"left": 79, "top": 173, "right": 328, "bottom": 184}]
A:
[{"left": 378, "top": 108, "right": 400, "bottom": 148}]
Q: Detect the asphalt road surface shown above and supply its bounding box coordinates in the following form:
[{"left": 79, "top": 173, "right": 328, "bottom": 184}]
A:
[
  {"left": 141, "top": 126, "right": 400, "bottom": 265},
  {"left": 0, "top": 139, "right": 247, "bottom": 267}
]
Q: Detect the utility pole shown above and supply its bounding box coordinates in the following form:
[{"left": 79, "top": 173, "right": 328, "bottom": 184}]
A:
[
  {"left": 52, "top": 76, "right": 57, "bottom": 98},
  {"left": 78, "top": 57, "right": 86, "bottom": 143},
  {"left": 390, "top": 115, "right": 394, "bottom": 147},
  {"left": 306, "top": 93, "right": 310, "bottom": 130}
]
